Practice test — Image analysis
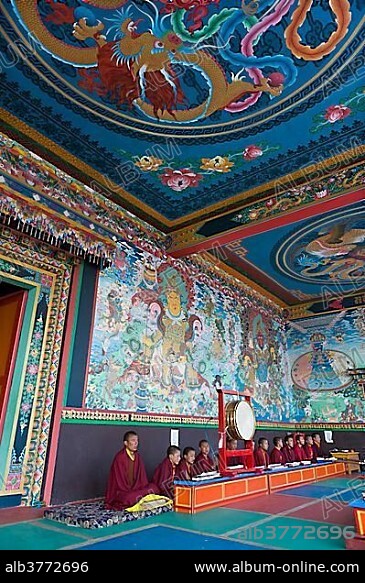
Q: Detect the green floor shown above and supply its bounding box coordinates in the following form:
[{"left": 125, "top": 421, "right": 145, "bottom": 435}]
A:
[{"left": 0, "top": 476, "right": 357, "bottom": 550}]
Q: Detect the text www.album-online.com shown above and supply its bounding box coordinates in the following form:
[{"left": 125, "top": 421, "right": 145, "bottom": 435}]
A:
[{"left": 194, "top": 561, "right": 360, "bottom": 574}]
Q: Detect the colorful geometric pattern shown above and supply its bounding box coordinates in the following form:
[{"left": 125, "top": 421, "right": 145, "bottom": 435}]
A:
[
  {"left": 0, "top": 226, "right": 72, "bottom": 506},
  {"left": 0, "top": 131, "right": 163, "bottom": 262}
]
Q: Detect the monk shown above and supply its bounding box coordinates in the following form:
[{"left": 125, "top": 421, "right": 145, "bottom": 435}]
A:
[
  {"left": 282, "top": 434, "right": 295, "bottom": 463},
  {"left": 226, "top": 437, "right": 243, "bottom": 467},
  {"left": 312, "top": 432, "right": 325, "bottom": 458},
  {"left": 254, "top": 437, "right": 269, "bottom": 468},
  {"left": 293, "top": 433, "right": 306, "bottom": 462},
  {"left": 105, "top": 430, "right": 158, "bottom": 510},
  {"left": 269, "top": 437, "right": 285, "bottom": 464},
  {"left": 195, "top": 439, "right": 216, "bottom": 474},
  {"left": 303, "top": 434, "right": 314, "bottom": 461},
  {"left": 152, "top": 445, "right": 181, "bottom": 499},
  {"left": 175, "top": 447, "right": 198, "bottom": 481}
]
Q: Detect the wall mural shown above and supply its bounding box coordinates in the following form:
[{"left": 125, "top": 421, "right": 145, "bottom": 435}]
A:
[
  {"left": 287, "top": 310, "right": 365, "bottom": 424},
  {"left": 86, "top": 242, "right": 290, "bottom": 422}
]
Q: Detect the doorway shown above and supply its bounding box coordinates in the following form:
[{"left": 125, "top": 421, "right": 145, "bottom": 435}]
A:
[{"left": 0, "top": 281, "right": 27, "bottom": 441}]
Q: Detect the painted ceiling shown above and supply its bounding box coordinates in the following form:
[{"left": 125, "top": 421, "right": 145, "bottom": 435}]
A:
[
  {"left": 217, "top": 198, "right": 365, "bottom": 305},
  {"left": 0, "top": 0, "right": 364, "bottom": 307}
]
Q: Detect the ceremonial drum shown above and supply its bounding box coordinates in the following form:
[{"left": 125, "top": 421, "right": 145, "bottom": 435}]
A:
[{"left": 225, "top": 400, "right": 256, "bottom": 440}]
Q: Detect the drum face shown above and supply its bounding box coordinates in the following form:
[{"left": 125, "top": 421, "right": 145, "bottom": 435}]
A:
[{"left": 226, "top": 400, "right": 256, "bottom": 440}]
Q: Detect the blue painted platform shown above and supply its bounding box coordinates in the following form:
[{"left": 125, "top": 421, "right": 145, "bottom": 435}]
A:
[{"left": 78, "top": 525, "right": 266, "bottom": 550}]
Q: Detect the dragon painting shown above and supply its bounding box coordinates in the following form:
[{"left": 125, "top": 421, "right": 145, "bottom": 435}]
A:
[{"left": 12, "top": 0, "right": 352, "bottom": 123}]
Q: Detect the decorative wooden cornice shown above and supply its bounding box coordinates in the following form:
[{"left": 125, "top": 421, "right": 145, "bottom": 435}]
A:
[
  {"left": 167, "top": 157, "right": 365, "bottom": 254},
  {"left": 1, "top": 112, "right": 364, "bottom": 232}
]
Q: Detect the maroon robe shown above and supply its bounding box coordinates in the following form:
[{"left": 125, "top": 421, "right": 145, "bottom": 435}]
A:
[
  {"left": 175, "top": 459, "right": 197, "bottom": 481},
  {"left": 282, "top": 445, "right": 295, "bottom": 463},
  {"left": 312, "top": 443, "right": 324, "bottom": 459},
  {"left": 194, "top": 452, "right": 215, "bottom": 474},
  {"left": 105, "top": 449, "right": 158, "bottom": 510},
  {"left": 254, "top": 448, "right": 269, "bottom": 468},
  {"left": 269, "top": 448, "right": 285, "bottom": 464},
  {"left": 293, "top": 444, "right": 306, "bottom": 462},
  {"left": 152, "top": 457, "right": 176, "bottom": 499},
  {"left": 303, "top": 444, "right": 314, "bottom": 461},
  {"left": 227, "top": 454, "right": 244, "bottom": 467}
]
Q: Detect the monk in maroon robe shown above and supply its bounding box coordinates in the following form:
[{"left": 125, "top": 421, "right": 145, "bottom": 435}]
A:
[
  {"left": 254, "top": 438, "right": 269, "bottom": 468},
  {"left": 269, "top": 437, "right": 285, "bottom": 464},
  {"left": 293, "top": 434, "right": 306, "bottom": 462},
  {"left": 195, "top": 439, "right": 216, "bottom": 474},
  {"left": 175, "top": 447, "right": 198, "bottom": 480},
  {"left": 152, "top": 445, "right": 181, "bottom": 499},
  {"left": 312, "top": 432, "right": 325, "bottom": 459},
  {"left": 303, "top": 434, "right": 314, "bottom": 461},
  {"left": 282, "top": 434, "right": 295, "bottom": 463},
  {"left": 226, "top": 438, "right": 245, "bottom": 467},
  {"left": 105, "top": 430, "right": 158, "bottom": 510}
]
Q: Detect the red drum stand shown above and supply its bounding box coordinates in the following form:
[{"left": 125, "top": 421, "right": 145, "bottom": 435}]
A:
[{"left": 217, "top": 387, "right": 255, "bottom": 477}]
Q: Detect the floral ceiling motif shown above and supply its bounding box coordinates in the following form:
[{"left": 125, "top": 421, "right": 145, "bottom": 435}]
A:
[
  {"left": 0, "top": 1, "right": 363, "bottom": 305},
  {"left": 0, "top": 1, "right": 362, "bottom": 224}
]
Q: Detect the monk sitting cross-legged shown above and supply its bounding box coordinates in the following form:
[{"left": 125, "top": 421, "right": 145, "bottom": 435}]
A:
[
  {"left": 105, "top": 430, "right": 159, "bottom": 510},
  {"left": 152, "top": 445, "right": 181, "bottom": 499}
]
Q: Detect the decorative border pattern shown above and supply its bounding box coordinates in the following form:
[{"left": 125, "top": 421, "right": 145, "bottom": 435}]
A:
[
  {"left": 169, "top": 155, "right": 365, "bottom": 251},
  {"left": 0, "top": 186, "right": 115, "bottom": 266},
  {"left": 60, "top": 409, "right": 364, "bottom": 431},
  {"left": 0, "top": 226, "right": 72, "bottom": 505},
  {"left": 285, "top": 290, "right": 365, "bottom": 320},
  {"left": 130, "top": 414, "right": 217, "bottom": 426},
  {"left": 0, "top": 131, "right": 167, "bottom": 261},
  {"left": 231, "top": 166, "right": 365, "bottom": 227},
  {"left": 61, "top": 409, "right": 129, "bottom": 423},
  {"left": 61, "top": 408, "right": 216, "bottom": 427}
]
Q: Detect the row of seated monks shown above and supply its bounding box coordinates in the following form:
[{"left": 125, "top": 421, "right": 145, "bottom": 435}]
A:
[
  {"left": 105, "top": 431, "right": 216, "bottom": 511},
  {"left": 252, "top": 432, "right": 325, "bottom": 468},
  {"left": 105, "top": 430, "right": 325, "bottom": 511}
]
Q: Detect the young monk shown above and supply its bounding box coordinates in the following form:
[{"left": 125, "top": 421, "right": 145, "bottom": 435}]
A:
[
  {"left": 254, "top": 437, "right": 270, "bottom": 468},
  {"left": 293, "top": 433, "right": 306, "bottom": 462},
  {"left": 175, "top": 447, "right": 198, "bottom": 481},
  {"left": 303, "top": 434, "right": 314, "bottom": 461},
  {"left": 152, "top": 445, "right": 181, "bottom": 499},
  {"left": 312, "top": 432, "right": 325, "bottom": 459},
  {"left": 269, "top": 437, "right": 285, "bottom": 464},
  {"left": 105, "top": 430, "right": 158, "bottom": 510},
  {"left": 226, "top": 437, "right": 243, "bottom": 467},
  {"left": 194, "top": 439, "right": 216, "bottom": 474},
  {"left": 282, "top": 434, "right": 295, "bottom": 463}
]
